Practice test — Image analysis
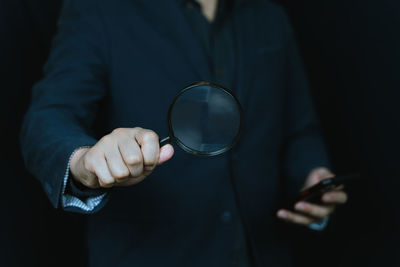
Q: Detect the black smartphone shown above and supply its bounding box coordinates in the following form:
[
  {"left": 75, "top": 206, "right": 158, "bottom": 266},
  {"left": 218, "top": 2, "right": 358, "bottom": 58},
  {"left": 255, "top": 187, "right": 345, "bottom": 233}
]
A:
[{"left": 284, "top": 173, "right": 361, "bottom": 211}]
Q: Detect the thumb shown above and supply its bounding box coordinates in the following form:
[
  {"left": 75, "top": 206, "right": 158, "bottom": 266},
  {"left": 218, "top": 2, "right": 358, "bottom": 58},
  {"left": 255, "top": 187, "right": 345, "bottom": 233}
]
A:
[
  {"left": 304, "top": 167, "right": 334, "bottom": 188},
  {"left": 158, "top": 144, "right": 174, "bottom": 165}
]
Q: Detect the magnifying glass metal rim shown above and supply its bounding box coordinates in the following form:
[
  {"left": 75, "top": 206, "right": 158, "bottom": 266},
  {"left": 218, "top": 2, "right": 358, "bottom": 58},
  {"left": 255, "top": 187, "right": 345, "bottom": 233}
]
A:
[{"left": 164, "top": 81, "right": 243, "bottom": 157}]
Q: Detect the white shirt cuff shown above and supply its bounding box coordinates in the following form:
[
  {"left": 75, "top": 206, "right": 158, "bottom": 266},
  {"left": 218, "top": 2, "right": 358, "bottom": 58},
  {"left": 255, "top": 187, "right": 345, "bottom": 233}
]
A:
[{"left": 60, "top": 150, "right": 107, "bottom": 213}]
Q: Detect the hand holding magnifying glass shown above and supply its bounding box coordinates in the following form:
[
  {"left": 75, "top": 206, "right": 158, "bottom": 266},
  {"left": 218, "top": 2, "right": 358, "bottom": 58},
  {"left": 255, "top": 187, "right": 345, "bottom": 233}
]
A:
[{"left": 69, "top": 82, "right": 242, "bottom": 189}]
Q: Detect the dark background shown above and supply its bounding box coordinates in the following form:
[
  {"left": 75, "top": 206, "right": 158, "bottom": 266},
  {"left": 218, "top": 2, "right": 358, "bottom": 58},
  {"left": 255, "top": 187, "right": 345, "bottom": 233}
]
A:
[
  {"left": 282, "top": 0, "right": 400, "bottom": 266},
  {"left": 1, "top": 0, "right": 398, "bottom": 266},
  {"left": 0, "top": 0, "right": 86, "bottom": 266},
  {"left": 280, "top": 1, "right": 400, "bottom": 266}
]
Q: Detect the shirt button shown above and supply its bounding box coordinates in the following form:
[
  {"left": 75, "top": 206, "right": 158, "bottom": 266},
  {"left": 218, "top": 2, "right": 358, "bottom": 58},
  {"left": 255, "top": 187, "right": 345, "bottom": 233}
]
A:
[{"left": 221, "top": 210, "right": 232, "bottom": 223}]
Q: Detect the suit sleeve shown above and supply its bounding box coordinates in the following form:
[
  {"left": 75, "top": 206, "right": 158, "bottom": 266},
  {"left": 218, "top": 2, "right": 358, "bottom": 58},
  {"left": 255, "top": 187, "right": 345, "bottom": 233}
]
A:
[
  {"left": 20, "top": 0, "right": 109, "bottom": 209},
  {"left": 281, "top": 14, "right": 331, "bottom": 198}
]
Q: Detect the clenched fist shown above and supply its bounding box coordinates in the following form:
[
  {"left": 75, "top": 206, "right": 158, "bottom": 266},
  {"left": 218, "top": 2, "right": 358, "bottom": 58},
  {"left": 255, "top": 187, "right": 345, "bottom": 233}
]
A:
[{"left": 70, "top": 127, "right": 174, "bottom": 188}]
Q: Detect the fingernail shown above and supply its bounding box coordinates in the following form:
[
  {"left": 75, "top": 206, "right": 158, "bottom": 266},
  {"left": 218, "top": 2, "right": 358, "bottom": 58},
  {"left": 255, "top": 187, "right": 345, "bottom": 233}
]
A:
[
  {"left": 159, "top": 149, "right": 169, "bottom": 162},
  {"left": 278, "top": 210, "right": 287, "bottom": 218},
  {"left": 160, "top": 145, "right": 174, "bottom": 160},
  {"left": 324, "top": 195, "right": 332, "bottom": 202}
]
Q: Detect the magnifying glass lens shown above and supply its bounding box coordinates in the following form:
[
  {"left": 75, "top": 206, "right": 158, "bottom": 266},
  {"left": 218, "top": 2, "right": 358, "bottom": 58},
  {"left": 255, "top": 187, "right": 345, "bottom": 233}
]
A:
[{"left": 169, "top": 83, "right": 241, "bottom": 156}]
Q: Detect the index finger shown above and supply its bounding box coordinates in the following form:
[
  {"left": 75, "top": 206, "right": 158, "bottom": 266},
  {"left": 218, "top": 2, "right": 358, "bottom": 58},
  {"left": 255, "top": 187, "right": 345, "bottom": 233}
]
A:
[
  {"left": 322, "top": 191, "right": 348, "bottom": 204},
  {"left": 135, "top": 129, "right": 160, "bottom": 171}
]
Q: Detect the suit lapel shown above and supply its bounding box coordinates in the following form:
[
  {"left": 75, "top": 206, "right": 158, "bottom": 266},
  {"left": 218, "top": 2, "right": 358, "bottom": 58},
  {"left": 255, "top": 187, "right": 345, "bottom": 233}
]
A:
[
  {"left": 136, "top": 0, "right": 212, "bottom": 82},
  {"left": 233, "top": 5, "right": 257, "bottom": 112}
]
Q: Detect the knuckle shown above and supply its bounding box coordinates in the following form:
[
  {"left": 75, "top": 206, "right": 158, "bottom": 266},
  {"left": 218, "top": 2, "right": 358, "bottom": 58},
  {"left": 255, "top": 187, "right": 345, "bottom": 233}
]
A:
[
  {"left": 144, "top": 160, "right": 157, "bottom": 169},
  {"left": 316, "top": 209, "right": 328, "bottom": 218},
  {"left": 132, "top": 127, "right": 143, "bottom": 133},
  {"left": 143, "top": 131, "right": 159, "bottom": 142},
  {"left": 130, "top": 166, "right": 144, "bottom": 177},
  {"left": 83, "top": 156, "right": 95, "bottom": 171},
  {"left": 84, "top": 148, "right": 96, "bottom": 159},
  {"left": 298, "top": 217, "right": 311, "bottom": 225},
  {"left": 129, "top": 173, "right": 140, "bottom": 179},
  {"left": 293, "top": 216, "right": 302, "bottom": 224},
  {"left": 308, "top": 205, "right": 327, "bottom": 218},
  {"left": 99, "top": 183, "right": 110, "bottom": 189},
  {"left": 292, "top": 214, "right": 310, "bottom": 225},
  {"left": 144, "top": 165, "right": 155, "bottom": 172},
  {"left": 100, "top": 135, "right": 114, "bottom": 145},
  {"left": 115, "top": 177, "right": 129, "bottom": 183},
  {"left": 112, "top": 128, "right": 126, "bottom": 135},
  {"left": 114, "top": 168, "right": 130, "bottom": 179},
  {"left": 284, "top": 212, "right": 293, "bottom": 221},
  {"left": 99, "top": 179, "right": 114, "bottom": 188},
  {"left": 302, "top": 204, "right": 311, "bottom": 213},
  {"left": 80, "top": 178, "right": 91, "bottom": 187},
  {"left": 125, "top": 154, "right": 142, "bottom": 165},
  {"left": 304, "top": 219, "right": 313, "bottom": 225},
  {"left": 82, "top": 178, "right": 97, "bottom": 188}
]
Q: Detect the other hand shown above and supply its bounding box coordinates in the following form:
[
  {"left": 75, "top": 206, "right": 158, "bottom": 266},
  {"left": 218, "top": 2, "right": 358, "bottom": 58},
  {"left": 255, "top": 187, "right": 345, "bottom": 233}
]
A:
[{"left": 277, "top": 167, "right": 348, "bottom": 226}]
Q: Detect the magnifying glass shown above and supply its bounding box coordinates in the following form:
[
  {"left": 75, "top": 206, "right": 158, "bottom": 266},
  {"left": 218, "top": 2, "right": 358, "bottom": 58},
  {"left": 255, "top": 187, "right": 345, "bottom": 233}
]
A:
[{"left": 160, "top": 81, "right": 242, "bottom": 156}]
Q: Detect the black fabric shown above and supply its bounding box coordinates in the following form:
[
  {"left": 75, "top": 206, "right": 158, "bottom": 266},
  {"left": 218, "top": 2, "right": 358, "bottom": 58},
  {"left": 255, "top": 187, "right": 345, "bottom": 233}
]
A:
[
  {"left": 277, "top": 0, "right": 400, "bottom": 267},
  {"left": 180, "top": 0, "right": 236, "bottom": 89},
  {"left": 66, "top": 175, "right": 108, "bottom": 199}
]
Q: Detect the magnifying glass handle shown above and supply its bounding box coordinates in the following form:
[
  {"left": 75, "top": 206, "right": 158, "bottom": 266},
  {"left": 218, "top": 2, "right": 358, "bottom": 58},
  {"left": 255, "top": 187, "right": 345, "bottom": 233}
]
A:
[{"left": 160, "top": 136, "right": 171, "bottom": 147}]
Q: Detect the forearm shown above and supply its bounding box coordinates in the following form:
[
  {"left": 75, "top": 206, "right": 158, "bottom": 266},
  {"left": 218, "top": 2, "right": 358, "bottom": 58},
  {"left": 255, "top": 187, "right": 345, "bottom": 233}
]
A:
[{"left": 20, "top": 106, "right": 98, "bottom": 207}]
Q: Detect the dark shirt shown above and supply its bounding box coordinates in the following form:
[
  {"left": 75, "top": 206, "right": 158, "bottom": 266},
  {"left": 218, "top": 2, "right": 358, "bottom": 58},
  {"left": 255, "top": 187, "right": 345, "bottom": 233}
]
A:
[
  {"left": 179, "top": 1, "right": 250, "bottom": 266},
  {"left": 180, "top": 0, "right": 236, "bottom": 89}
]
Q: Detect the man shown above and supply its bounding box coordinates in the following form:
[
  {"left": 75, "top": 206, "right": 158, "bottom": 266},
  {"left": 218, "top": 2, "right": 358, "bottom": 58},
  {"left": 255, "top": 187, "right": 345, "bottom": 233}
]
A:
[{"left": 21, "top": 0, "right": 347, "bottom": 266}]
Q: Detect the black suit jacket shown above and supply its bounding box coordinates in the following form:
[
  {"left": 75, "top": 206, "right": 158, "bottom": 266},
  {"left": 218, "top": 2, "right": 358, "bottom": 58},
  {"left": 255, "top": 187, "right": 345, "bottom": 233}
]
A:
[{"left": 21, "top": 0, "right": 330, "bottom": 266}]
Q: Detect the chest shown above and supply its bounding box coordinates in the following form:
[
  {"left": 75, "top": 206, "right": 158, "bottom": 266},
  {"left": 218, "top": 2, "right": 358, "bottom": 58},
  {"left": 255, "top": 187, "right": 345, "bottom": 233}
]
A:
[{"left": 101, "top": 2, "right": 288, "bottom": 136}]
